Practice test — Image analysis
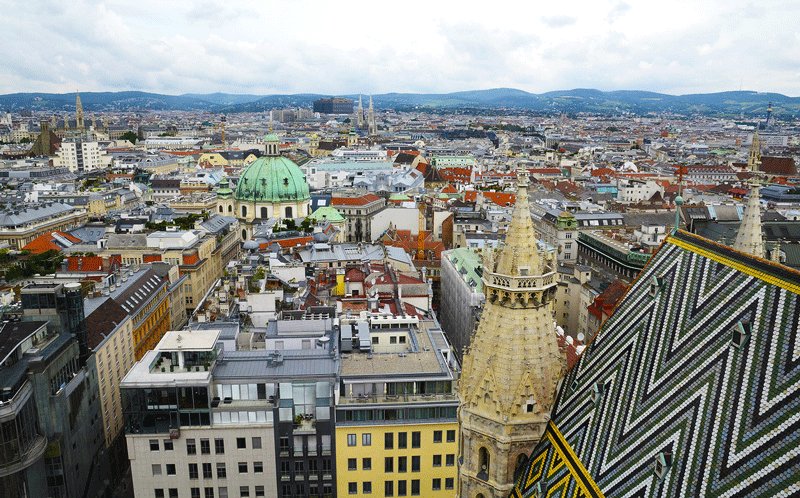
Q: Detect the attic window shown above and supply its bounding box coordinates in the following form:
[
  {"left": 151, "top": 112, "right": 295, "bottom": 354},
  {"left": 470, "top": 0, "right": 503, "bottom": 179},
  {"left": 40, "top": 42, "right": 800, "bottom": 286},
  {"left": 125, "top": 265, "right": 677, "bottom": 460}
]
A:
[
  {"left": 654, "top": 451, "right": 673, "bottom": 479},
  {"left": 649, "top": 275, "right": 665, "bottom": 297},
  {"left": 591, "top": 382, "right": 606, "bottom": 404},
  {"left": 570, "top": 380, "right": 579, "bottom": 392},
  {"left": 731, "top": 321, "right": 751, "bottom": 349}
]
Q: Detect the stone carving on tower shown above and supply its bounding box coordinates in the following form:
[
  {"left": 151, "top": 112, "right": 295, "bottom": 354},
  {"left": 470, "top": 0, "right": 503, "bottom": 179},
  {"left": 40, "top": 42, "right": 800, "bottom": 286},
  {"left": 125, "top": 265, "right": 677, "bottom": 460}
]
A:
[
  {"left": 458, "top": 169, "right": 566, "bottom": 498},
  {"left": 733, "top": 132, "right": 764, "bottom": 257}
]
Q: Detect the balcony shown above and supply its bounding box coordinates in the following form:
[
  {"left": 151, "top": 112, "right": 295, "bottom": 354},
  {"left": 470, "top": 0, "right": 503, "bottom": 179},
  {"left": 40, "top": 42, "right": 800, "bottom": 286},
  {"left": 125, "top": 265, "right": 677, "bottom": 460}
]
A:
[
  {"left": 338, "top": 391, "right": 458, "bottom": 406},
  {"left": 293, "top": 413, "right": 316, "bottom": 434},
  {"left": 0, "top": 434, "right": 47, "bottom": 478}
]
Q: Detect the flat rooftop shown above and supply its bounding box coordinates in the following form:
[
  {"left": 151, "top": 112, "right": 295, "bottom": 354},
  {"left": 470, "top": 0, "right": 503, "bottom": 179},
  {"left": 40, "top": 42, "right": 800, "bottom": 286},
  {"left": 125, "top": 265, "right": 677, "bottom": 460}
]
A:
[
  {"left": 340, "top": 320, "right": 453, "bottom": 379},
  {"left": 159, "top": 330, "right": 220, "bottom": 351}
]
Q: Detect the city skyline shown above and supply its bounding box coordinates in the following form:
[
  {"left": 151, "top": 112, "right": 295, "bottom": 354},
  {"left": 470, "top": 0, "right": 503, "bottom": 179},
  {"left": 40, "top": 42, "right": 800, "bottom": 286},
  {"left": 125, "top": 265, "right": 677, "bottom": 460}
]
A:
[{"left": 1, "top": 0, "right": 798, "bottom": 96}]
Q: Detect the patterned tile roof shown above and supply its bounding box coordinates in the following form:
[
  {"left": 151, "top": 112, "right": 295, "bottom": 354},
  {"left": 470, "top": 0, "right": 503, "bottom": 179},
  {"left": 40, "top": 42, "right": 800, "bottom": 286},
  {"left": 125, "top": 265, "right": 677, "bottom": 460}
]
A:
[{"left": 512, "top": 230, "right": 800, "bottom": 497}]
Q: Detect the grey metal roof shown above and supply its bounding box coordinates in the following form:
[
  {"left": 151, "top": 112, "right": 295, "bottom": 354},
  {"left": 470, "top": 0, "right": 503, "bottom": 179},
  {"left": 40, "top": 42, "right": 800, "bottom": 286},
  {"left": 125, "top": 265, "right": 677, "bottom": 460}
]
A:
[
  {"left": 213, "top": 349, "right": 338, "bottom": 380},
  {"left": 0, "top": 202, "right": 77, "bottom": 227}
]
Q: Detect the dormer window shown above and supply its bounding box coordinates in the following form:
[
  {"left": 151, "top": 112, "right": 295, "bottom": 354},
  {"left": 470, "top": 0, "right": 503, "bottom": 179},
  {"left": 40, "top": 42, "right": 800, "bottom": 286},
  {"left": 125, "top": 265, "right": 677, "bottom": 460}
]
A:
[
  {"left": 654, "top": 451, "right": 673, "bottom": 479},
  {"left": 649, "top": 275, "right": 665, "bottom": 297},
  {"left": 731, "top": 320, "right": 751, "bottom": 349}
]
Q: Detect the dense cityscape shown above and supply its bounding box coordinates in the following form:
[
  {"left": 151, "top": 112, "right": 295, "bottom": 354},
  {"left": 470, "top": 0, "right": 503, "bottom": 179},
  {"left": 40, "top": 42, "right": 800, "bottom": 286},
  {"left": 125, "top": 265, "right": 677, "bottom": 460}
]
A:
[
  {"left": 0, "top": 89, "right": 797, "bottom": 498},
  {"left": 1, "top": 0, "right": 799, "bottom": 496}
]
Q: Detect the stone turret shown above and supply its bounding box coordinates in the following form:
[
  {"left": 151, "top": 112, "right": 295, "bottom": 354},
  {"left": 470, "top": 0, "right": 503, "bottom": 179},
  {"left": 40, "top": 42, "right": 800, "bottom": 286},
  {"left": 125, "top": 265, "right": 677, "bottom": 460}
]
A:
[{"left": 458, "top": 169, "right": 565, "bottom": 497}]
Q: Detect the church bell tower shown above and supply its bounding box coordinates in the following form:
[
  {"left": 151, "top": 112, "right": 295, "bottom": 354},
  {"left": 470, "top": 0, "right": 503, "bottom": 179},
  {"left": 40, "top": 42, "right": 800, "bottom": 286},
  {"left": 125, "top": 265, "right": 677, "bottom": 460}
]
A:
[{"left": 458, "top": 169, "right": 565, "bottom": 497}]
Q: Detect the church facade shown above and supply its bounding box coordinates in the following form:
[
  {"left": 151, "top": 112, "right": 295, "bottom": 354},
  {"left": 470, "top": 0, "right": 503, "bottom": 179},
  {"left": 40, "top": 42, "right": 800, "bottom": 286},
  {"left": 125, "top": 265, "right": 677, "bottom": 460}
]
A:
[{"left": 217, "top": 134, "right": 311, "bottom": 240}]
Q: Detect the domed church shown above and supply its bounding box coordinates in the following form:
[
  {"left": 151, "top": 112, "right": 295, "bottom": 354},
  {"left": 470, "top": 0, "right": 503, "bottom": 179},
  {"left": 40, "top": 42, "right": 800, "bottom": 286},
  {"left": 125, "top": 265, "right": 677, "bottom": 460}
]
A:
[{"left": 218, "top": 134, "right": 311, "bottom": 240}]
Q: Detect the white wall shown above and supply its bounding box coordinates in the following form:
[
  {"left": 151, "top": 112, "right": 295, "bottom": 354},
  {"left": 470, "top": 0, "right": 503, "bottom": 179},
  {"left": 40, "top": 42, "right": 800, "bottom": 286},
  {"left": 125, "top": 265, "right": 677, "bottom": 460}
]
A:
[{"left": 370, "top": 207, "right": 419, "bottom": 241}]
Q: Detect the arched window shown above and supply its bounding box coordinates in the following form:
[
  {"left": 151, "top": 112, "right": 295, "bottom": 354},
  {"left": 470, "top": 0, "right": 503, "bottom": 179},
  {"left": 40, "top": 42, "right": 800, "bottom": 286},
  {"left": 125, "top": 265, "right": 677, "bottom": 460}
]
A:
[
  {"left": 477, "top": 494, "right": 485, "bottom": 498},
  {"left": 218, "top": 205, "right": 223, "bottom": 213},
  {"left": 260, "top": 207, "right": 268, "bottom": 218},
  {"left": 241, "top": 205, "right": 247, "bottom": 217},
  {"left": 478, "top": 447, "right": 490, "bottom": 480},
  {"left": 285, "top": 206, "right": 293, "bottom": 218},
  {"left": 241, "top": 229, "right": 247, "bottom": 241},
  {"left": 227, "top": 205, "right": 232, "bottom": 213}
]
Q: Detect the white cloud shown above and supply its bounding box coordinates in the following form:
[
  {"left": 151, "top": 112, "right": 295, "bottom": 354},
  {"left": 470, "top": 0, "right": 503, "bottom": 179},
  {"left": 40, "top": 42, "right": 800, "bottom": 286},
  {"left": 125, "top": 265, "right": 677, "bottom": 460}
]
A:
[{"left": 0, "top": 0, "right": 797, "bottom": 95}]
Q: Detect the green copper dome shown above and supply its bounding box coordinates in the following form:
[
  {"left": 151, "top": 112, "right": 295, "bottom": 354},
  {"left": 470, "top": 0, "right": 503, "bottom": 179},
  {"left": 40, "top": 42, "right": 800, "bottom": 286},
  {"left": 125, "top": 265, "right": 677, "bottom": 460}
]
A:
[{"left": 234, "top": 155, "right": 310, "bottom": 203}]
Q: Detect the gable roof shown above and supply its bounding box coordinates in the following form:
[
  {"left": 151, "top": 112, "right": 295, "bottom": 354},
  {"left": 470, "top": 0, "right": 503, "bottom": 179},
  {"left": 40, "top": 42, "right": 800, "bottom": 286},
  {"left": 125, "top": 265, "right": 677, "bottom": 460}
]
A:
[{"left": 512, "top": 230, "right": 800, "bottom": 497}]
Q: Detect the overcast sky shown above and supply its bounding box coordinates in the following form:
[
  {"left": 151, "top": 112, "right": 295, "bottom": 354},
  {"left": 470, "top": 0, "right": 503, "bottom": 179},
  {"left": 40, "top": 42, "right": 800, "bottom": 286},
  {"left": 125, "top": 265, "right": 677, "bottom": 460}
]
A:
[{"left": 1, "top": 0, "right": 798, "bottom": 96}]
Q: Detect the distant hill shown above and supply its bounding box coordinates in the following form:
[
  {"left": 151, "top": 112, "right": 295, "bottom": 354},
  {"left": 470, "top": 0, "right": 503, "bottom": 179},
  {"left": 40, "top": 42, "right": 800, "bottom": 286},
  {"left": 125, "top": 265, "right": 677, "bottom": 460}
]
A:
[{"left": 1, "top": 88, "right": 797, "bottom": 116}]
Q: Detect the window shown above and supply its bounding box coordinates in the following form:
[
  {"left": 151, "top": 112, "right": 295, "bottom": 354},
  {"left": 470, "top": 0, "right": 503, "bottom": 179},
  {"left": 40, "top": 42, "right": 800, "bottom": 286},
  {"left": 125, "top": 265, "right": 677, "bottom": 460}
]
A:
[
  {"left": 348, "top": 482, "right": 358, "bottom": 495},
  {"left": 189, "top": 463, "right": 199, "bottom": 480},
  {"left": 385, "top": 457, "right": 393, "bottom": 473},
  {"left": 446, "top": 454, "right": 455, "bottom": 466},
  {"left": 362, "top": 457, "right": 372, "bottom": 470},
  {"left": 155, "top": 491, "right": 165, "bottom": 498},
  {"left": 362, "top": 433, "right": 372, "bottom": 446},
  {"left": 169, "top": 490, "right": 178, "bottom": 498},
  {"left": 219, "top": 488, "right": 228, "bottom": 498},
  {"left": 411, "top": 456, "right": 420, "bottom": 472},
  {"left": 433, "top": 455, "right": 442, "bottom": 467},
  {"left": 478, "top": 447, "right": 490, "bottom": 480},
  {"left": 398, "top": 432, "right": 407, "bottom": 449},
  {"left": 239, "top": 486, "right": 250, "bottom": 497},
  {"left": 347, "top": 434, "right": 357, "bottom": 447},
  {"left": 202, "top": 463, "right": 212, "bottom": 479},
  {"left": 279, "top": 437, "right": 290, "bottom": 453},
  {"left": 254, "top": 486, "right": 264, "bottom": 497},
  {"left": 191, "top": 489, "right": 200, "bottom": 498},
  {"left": 216, "top": 463, "right": 226, "bottom": 479},
  {"left": 432, "top": 478, "right": 441, "bottom": 490},
  {"left": 241, "top": 206, "right": 247, "bottom": 217},
  {"left": 166, "top": 464, "right": 176, "bottom": 475},
  {"left": 236, "top": 437, "right": 246, "bottom": 449},
  {"left": 252, "top": 437, "right": 262, "bottom": 449},
  {"left": 390, "top": 336, "right": 397, "bottom": 344},
  {"left": 398, "top": 480, "right": 407, "bottom": 496},
  {"left": 385, "top": 432, "right": 394, "bottom": 449},
  {"left": 411, "top": 480, "right": 420, "bottom": 496},
  {"left": 398, "top": 456, "right": 407, "bottom": 473},
  {"left": 163, "top": 440, "right": 174, "bottom": 451},
  {"left": 445, "top": 478, "right": 454, "bottom": 490},
  {"left": 150, "top": 440, "right": 160, "bottom": 451},
  {"left": 433, "top": 431, "right": 442, "bottom": 443},
  {"left": 253, "top": 461, "right": 263, "bottom": 474},
  {"left": 446, "top": 430, "right": 456, "bottom": 443},
  {"left": 385, "top": 481, "right": 394, "bottom": 497},
  {"left": 238, "top": 462, "right": 247, "bottom": 474},
  {"left": 204, "top": 489, "right": 214, "bottom": 498},
  {"left": 363, "top": 482, "right": 372, "bottom": 494},
  {"left": 200, "top": 439, "right": 210, "bottom": 455},
  {"left": 260, "top": 207, "right": 268, "bottom": 218},
  {"left": 152, "top": 464, "right": 162, "bottom": 476},
  {"left": 215, "top": 438, "right": 225, "bottom": 454},
  {"left": 411, "top": 432, "right": 420, "bottom": 448},
  {"left": 348, "top": 458, "right": 357, "bottom": 471},
  {"left": 294, "top": 461, "right": 304, "bottom": 474}
]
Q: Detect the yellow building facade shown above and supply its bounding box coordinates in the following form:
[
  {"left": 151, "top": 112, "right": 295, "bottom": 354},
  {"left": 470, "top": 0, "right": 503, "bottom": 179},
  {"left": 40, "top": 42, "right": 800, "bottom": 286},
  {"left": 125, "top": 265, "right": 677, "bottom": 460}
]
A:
[
  {"left": 336, "top": 316, "right": 461, "bottom": 497},
  {"left": 336, "top": 422, "right": 459, "bottom": 497}
]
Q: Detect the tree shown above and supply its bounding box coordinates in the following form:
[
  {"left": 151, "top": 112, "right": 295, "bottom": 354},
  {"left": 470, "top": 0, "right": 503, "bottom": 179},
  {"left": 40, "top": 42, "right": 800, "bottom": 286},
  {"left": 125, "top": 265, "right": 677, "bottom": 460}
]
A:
[{"left": 120, "top": 131, "right": 138, "bottom": 144}]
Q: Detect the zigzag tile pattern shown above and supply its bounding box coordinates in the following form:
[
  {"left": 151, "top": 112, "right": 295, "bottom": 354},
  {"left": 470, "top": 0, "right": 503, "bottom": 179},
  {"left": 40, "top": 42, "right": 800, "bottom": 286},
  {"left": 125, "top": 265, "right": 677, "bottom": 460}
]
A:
[{"left": 513, "top": 232, "right": 800, "bottom": 497}]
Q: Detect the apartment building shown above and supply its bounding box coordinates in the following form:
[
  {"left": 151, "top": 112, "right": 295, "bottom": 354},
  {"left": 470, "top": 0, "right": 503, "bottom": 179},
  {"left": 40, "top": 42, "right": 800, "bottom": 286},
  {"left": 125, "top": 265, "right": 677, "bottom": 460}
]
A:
[{"left": 335, "top": 315, "right": 460, "bottom": 498}]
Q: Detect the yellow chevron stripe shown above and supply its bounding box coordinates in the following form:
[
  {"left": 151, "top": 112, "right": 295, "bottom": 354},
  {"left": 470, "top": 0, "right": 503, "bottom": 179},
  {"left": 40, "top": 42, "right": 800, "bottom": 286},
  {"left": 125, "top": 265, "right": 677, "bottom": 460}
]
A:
[
  {"left": 548, "top": 422, "right": 605, "bottom": 498},
  {"left": 668, "top": 236, "right": 800, "bottom": 295}
]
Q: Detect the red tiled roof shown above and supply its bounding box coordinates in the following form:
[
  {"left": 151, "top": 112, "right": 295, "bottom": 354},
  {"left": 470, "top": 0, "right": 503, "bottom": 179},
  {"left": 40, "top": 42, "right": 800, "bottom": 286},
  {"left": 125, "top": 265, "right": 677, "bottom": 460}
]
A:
[
  {"left": 482, "top": 191, "right": 516, "bottom": 206},
  {"left": 274, "top": 236, "right": 314, "bottom": 249},
  {"left": 331, "top": 194, "right": 383, "bottom": 206},
  {"left": 66, "top": 256, "right": 105, "bottom": 272},
  {"left": 23, "top": 231, "right": 81, "bottom": 254},
  {"left": 761, "top": 156, "right": 796, "bottom": 176}
]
